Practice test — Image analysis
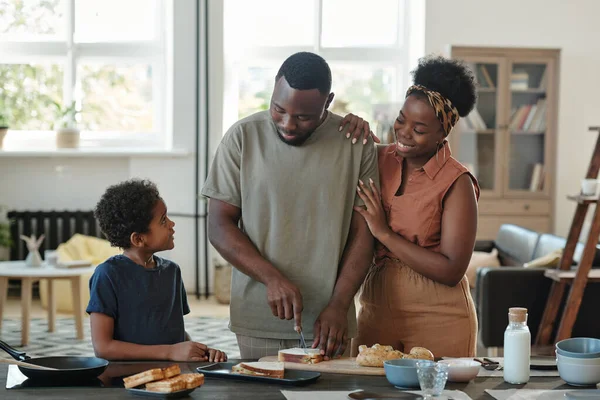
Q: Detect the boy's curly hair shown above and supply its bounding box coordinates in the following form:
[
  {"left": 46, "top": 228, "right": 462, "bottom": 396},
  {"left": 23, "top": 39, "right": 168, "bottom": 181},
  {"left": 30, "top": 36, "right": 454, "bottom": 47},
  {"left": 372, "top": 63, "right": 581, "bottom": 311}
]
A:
[
  {"left": 411, "top": 55, "right": 477, "bottom": 118},
  {"left": 94, "top": 179, "right": 161, "bottom": 249}
]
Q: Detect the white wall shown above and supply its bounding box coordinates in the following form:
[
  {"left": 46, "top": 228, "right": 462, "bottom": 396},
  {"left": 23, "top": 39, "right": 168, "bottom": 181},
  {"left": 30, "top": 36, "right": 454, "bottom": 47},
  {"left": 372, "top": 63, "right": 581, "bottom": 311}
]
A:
[
  {"left": 0, "top": 0, "right": 208, "bottom": 295},
  {"left": 425, "top": 0, "right": 600, "bottom": 237}
]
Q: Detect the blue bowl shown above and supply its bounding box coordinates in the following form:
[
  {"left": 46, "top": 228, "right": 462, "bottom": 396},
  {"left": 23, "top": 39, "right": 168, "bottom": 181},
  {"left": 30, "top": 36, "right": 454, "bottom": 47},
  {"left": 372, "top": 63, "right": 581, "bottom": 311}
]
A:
[
  {"left": 383, "top": 358, "right": 420, "bottom": 389},
  {"left": 556, "top": 338, "right": 600, "bottom": 359}
]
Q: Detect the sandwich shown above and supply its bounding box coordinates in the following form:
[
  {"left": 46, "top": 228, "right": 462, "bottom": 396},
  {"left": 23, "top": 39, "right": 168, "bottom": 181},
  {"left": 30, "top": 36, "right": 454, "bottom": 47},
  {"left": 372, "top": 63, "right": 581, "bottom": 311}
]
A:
[
  {"left": 231, "top": 361, "right": 285, "bottom": 379},
  {"left": 122, "top": 364, "right": 204, "bottom": 393},
  {"left": 145, "top": 376, "right": 187, "bottom": 393},
  {"left": 161, "top": 364, "right": 181, "bottom": 379},
  {"left": 123, "top": 368, "right": 165, "bottom": 389},
  {"left": 278, "top": 347, "right": 323, "bottom": 364},
  {"left": 180, "top": 373, "right": 205, "bottom": 389}
]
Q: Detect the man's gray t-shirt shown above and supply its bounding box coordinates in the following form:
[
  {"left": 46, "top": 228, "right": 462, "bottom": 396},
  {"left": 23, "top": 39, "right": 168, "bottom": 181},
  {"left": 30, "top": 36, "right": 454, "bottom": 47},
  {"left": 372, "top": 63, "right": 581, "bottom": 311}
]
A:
[{"left": 201, "top": 110, "right": 378, "bottom": 340}]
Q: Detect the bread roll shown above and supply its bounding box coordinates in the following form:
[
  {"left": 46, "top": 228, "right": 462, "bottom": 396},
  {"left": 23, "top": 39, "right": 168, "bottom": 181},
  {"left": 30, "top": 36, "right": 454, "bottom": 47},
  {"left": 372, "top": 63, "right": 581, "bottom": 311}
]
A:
[
  {"left": 406, "top": 347, "right": 435, "bottom": 361},
  {"left": 355, "top": 343, "right": 404, "bottom": 367}
]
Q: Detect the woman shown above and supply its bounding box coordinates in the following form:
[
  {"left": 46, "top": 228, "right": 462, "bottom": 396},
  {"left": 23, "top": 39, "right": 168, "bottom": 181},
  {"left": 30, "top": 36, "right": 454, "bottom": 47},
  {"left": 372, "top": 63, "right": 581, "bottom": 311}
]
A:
[{"left": 342, "top": 55, "right": 480, "bottom": 358}]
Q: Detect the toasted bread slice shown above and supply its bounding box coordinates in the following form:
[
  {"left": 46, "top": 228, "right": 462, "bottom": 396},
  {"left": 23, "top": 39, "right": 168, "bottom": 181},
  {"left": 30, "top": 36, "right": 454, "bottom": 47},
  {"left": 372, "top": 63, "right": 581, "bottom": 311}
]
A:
[
  {"left": 145, "top": 375, "right": 187, "bottom": 393},
  {"left": 231, "top": 362, "right": 284, "bottom": 379},
  {"left": 278, "top": 347, "right": 323, "bottom": 364},
  {"left": 161, "top": 364, "right": 181, "bottom": 379},
  {"left": 123, "top": 368, "right": 164, "bottom": 389},
  {"left": 180, "top": 373, "right": 204, "bottom": 389}
]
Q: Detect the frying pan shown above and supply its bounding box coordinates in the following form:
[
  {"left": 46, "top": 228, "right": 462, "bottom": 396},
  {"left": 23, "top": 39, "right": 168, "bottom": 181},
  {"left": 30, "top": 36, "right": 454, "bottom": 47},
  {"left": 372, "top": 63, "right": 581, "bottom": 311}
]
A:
[{"left": 0, "top": 339, "right": 108, "bottom": 381}]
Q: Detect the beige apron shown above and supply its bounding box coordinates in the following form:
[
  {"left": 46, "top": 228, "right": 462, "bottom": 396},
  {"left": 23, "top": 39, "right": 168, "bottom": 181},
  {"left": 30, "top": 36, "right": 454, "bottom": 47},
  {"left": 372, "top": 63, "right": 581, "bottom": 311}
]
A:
[{"left": 351, "top": 258, "right": 477, "bottom": 358}]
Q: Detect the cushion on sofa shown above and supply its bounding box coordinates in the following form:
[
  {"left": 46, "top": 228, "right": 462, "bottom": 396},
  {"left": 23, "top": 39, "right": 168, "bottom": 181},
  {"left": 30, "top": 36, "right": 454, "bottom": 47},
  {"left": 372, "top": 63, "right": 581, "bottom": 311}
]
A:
[
  {"left": 532, "top": 234, "right": 566, "bottom": 260},
  {"left": 533, "top": 233, "right": 600, "bottom": 268},
  {"left": 524, "top": 249, "right": 562, "bottom": 268},
  {"left": 495, "top": 224, "right": 540, "bottom": 265},
  {"left": 466, "top": 248, "right": 500, "bottom": 288}
]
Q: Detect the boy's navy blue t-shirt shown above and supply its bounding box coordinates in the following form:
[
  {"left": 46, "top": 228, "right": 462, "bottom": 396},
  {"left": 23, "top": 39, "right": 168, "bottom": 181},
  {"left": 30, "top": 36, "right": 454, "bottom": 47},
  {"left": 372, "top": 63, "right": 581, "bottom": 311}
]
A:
[{"left": 86, "top": 255, "right": 190, "bottom": 345}]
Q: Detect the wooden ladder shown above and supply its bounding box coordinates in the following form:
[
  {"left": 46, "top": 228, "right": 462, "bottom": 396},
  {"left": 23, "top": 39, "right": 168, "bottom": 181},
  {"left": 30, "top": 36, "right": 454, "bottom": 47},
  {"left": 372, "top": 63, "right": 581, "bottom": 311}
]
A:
[{"left": 535, "top": 126, "right": 600, "bottom": 346}]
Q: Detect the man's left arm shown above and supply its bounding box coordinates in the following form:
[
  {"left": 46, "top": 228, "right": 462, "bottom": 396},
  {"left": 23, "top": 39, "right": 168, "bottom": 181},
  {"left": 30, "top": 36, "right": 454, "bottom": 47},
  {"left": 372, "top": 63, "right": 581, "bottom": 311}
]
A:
[
  {"left": 313, "top": 138, "right": 379, "bottom": 359},
  {"left": 313, "top": 212, "right": 373, "bottom": 359}
]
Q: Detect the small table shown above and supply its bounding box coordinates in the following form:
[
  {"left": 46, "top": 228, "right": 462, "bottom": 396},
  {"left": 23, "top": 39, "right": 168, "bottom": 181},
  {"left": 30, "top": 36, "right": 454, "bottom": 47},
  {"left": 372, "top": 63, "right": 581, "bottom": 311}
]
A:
[{"left": 0, "top": 261, "right": 96, "bottom": 346}]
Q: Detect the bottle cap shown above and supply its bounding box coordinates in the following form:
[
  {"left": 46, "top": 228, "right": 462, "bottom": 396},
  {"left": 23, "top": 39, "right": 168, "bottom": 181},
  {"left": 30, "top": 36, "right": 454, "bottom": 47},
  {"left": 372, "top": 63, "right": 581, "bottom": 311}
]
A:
[{"left": 508, "top": 307, "right": 527, "bottom": 322}]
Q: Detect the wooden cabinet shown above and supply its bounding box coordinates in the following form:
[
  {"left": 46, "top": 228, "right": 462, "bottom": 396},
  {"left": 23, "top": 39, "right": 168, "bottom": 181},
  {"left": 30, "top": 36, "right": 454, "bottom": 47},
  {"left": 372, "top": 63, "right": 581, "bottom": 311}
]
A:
[{"left": 449, "top": 47, "right": 560, "bottom": 240}]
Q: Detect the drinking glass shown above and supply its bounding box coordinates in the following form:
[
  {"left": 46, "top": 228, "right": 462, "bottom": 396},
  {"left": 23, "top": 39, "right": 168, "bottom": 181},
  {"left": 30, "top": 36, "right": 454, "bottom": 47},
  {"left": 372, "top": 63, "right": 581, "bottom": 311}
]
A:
[{"left": 416, "top": 360, "right": 449, "bottom": 398}]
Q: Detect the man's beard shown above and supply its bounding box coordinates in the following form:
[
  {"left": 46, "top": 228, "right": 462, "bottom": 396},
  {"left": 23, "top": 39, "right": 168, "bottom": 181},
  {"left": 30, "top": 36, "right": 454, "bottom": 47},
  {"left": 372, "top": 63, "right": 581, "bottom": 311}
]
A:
[{"left": 276, "top": 130, "right": 312, "bottom": 147}]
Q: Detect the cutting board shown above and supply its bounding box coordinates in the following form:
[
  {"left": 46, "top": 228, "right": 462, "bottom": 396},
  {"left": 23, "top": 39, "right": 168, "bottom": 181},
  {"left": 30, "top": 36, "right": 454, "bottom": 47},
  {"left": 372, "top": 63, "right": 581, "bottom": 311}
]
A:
[{"left": 258, "top": 356, "right": 386, "bottom": 376}]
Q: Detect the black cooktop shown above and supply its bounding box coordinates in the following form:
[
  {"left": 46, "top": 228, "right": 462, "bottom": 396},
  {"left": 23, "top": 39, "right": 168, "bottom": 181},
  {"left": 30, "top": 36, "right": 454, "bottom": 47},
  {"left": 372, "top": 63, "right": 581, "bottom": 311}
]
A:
[
  {"left": 6, "top": 361, "right": 198, "bottom": 390},
  {"left": 6, "top": 364, "right": 124, "bottom": 389}
]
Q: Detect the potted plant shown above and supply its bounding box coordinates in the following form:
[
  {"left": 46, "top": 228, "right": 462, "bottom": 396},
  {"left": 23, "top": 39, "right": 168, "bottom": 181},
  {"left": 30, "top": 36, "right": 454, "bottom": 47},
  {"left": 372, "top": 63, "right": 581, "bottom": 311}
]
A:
[
  {"left": 0, "top": 107, "right": 9, "bottom": 150},
  {"left": 0, "top": 206, "right": 12, "bottom": 261},
  {"left": 51, "top": 100, "right": 80, "bottom": 149}
]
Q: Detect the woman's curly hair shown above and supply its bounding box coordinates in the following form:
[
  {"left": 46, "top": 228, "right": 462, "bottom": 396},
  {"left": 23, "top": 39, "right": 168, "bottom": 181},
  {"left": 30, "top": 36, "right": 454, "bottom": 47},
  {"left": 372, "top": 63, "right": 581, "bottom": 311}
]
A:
[
  {"left": 94, "top": 179, "right": 161, "bottom": 249},
  {"left": 411, "top": 55, "right": 477, "bottom": 118}
]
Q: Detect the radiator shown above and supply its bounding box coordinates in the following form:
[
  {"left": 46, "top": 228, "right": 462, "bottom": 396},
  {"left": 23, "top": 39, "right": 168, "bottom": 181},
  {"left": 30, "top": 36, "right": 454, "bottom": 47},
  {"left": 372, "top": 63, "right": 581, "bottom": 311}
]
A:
[{"left": 8, "top": 210, "right": 103, "bottom": 261}]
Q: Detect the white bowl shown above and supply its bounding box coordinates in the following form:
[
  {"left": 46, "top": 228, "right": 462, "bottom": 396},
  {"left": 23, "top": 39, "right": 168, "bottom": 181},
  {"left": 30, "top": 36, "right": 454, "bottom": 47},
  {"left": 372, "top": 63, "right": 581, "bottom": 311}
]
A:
[
  {"left": 557, "top": 353, "right": 600, "bottom": 366},
  {"left": 438, "top": 359, "right": 480, "bottom": 382},
  {"left": 557, "top": 359, "right": 600, "bottom": 386}
]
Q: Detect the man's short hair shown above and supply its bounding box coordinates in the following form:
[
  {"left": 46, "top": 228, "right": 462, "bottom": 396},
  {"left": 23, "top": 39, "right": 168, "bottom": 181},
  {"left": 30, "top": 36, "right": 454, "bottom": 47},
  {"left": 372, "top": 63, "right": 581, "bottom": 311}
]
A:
[{"left": 275, "top": 52, "right": 332, "bottom": 95}]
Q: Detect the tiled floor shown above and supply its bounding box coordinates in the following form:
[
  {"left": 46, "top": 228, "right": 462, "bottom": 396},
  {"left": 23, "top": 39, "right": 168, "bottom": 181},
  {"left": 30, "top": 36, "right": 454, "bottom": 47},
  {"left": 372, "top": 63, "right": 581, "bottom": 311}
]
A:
[{"left": 3, "top": 295, "right": 512, "bottom": 357}]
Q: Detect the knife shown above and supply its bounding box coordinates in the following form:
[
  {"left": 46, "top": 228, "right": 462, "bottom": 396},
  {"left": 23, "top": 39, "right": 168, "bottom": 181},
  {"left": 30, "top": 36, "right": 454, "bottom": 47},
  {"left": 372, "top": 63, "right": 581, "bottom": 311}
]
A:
[{"left": 295, "top": 326, "right": 309, "bottom": 354}]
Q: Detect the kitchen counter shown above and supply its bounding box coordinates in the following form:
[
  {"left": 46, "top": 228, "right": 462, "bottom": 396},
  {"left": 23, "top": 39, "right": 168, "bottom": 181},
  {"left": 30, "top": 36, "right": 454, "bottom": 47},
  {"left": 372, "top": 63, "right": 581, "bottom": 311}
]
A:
[{"left": 0, "top": 360, "right": 572, "bottom": 399}]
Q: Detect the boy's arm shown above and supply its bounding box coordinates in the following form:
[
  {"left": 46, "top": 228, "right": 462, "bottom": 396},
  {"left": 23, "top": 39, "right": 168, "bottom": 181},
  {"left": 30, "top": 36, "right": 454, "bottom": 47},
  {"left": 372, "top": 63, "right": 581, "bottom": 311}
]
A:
[{"left": 90, "top": 313, "right": 207, "bottom": 361}]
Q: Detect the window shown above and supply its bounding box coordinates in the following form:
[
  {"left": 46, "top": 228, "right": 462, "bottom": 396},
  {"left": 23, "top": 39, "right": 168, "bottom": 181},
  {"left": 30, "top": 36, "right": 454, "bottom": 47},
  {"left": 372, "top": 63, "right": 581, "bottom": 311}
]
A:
[
  {"left": 0, "top": 0, "right": 166, "bottom": 146},
  {"left": 223, "top": 0, "right": 415, "bottom": 138}
]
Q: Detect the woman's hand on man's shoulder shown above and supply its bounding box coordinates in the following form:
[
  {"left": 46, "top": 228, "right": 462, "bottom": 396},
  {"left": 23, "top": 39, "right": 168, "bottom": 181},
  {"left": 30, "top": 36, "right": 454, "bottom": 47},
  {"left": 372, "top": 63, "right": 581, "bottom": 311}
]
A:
[{"left": 338, "top": 113, "right": 381, "bottom": 145}]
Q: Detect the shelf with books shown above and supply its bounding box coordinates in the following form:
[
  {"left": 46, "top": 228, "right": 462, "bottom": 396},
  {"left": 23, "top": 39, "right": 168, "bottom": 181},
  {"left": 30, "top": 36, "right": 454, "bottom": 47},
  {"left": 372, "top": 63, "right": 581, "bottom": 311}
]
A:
[
  {"left": 511, "top": 63, "right": 547, "bottom": 91},
  {"left": 474, "top": 63, "right": 496, "bottom": 89},
  {"left": 450, "top": 46, "right": 558, "bottom": 240},
  {"left": 509, "top": 97, "right": 547, "bottom": 133}
]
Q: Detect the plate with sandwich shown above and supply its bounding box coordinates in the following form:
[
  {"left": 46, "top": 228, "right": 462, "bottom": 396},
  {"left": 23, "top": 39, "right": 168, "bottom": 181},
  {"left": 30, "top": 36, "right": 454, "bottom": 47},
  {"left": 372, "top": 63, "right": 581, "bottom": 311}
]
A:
[
  {"left": 196, "top": 360, "right": 320, "bottom": 385},
  {"left": 122, "top": 364, "right": 204, "bottom": 398}
]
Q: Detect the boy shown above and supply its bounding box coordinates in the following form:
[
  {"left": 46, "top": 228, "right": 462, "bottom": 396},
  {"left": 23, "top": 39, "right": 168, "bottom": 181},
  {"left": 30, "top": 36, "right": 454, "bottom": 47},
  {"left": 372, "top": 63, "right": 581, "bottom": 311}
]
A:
[{"left": 87, "top": 179, "right": 227, "bottom": 362}]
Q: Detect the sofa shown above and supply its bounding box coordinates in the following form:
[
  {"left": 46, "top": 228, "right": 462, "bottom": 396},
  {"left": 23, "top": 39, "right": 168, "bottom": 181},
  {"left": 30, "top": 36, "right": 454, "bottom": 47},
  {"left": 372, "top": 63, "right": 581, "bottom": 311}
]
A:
[{"left": 474, "top": 224, "right": 600, "bottom": 350}]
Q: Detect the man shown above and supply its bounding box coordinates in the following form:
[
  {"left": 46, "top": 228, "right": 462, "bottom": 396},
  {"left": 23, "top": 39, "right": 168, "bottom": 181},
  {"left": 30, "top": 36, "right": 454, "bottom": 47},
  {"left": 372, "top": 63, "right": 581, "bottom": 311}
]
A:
[{"left": 201, "top": 52, "right": 378, "bottom": 359}]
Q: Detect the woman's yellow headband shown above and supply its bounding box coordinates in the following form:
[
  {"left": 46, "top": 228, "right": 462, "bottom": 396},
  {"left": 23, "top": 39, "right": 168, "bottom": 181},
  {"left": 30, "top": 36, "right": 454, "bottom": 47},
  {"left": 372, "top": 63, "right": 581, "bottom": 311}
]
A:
[{"left": 406, "top": 84, "right": 459, "bottom": 136}]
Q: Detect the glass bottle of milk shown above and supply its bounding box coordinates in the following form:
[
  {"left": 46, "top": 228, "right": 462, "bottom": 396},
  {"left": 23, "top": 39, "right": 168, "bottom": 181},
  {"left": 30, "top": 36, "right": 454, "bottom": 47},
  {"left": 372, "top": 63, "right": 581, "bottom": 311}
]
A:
[{"left": 503, "top": 307, "right": 531, "bottom": 384}]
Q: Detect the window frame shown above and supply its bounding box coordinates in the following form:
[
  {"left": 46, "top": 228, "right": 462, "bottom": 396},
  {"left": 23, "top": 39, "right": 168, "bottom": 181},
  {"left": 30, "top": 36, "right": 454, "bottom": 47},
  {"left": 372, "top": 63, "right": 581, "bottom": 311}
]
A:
[
  {"left": 0, "top": 0, "right": 169, "bottom": 149},
  {"left": 222, "top": 0, "right": 413, "bottom": 129}
]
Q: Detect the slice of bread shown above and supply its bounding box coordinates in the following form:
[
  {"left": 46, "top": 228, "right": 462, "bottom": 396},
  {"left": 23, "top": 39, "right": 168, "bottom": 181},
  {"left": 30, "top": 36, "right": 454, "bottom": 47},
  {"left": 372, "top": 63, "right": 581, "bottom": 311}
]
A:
[
  {"left": 278, "top": 347, "right": 323, "bottom": 364},
  {"left": 123, "top": 368, "right": 165, "bottom": 389},
  {"left": 180, "top": 373, "right": 204, "bottom": 389},
  {"left": 161, "top": 364, "right": 181, "bottom": 379},
  {"left": 231, "top": 362, "right": 284, "bottom": 379},
  {"left": 145, "top": 375, "right": 187, "bottom": 393}
]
